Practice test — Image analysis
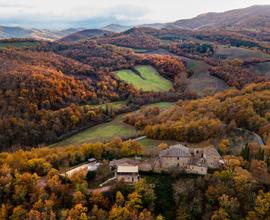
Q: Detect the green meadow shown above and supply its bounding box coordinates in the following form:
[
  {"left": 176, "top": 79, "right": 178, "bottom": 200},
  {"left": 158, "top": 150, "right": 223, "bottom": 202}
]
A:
[
  {"left": 116, "top": 65, "right": 173, "bottom": 92},
  {"left": 50, "top": 102, "right": 176, "bottom": 148}
]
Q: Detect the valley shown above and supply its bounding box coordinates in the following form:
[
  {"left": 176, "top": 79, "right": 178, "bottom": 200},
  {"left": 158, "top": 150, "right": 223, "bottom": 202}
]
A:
[
  {"left": 51, "top": 102, "right": 176, "bottom": 151},
  {"left": 1, "top": 4, "right": 270, "bottom": 220}
]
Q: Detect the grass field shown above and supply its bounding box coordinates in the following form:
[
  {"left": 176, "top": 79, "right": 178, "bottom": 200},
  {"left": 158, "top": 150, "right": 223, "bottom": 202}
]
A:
[
  {"left": 93, "top": 101, "right": 127, "bottom": 111},
  {"left": 215, "top": 45, "right": 270, "bottom": 60},
  {"left": 51, "top": 102, "right": 176, "bottom": 148},
  {"left": 136, "top": 138, "right": 178, "bottom": 155},
  {"left": 0, "top": 41, "right": 39, "bottom": 48},
  {"left": 139, "top": 102, "right": 175, "bottom": 111},
  {"left": 116, "top": 65, "right": 173, "bottom": 92},
  {"left": 133, "top": 48, "right": 148, "bottom": 53},
  {"left": 185, "top": 59, "right": 229, "bottom": 97},
  {"left": 246, "top": 61, "right": 270, "bottom": 77},
  {"left": 50, "top": 114, "right": 140, "bottom": 147}
]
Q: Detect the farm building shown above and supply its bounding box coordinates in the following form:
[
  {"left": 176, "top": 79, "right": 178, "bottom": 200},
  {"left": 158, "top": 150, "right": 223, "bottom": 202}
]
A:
[
  {"left": 203, "top": 147, "right": 224, "bottom": 169},
  {"left": 154, "top": 144, "right": 223, "bottom": 175},
  {"left": 64, "top": 158, "right": 101, "bottom": 177},
  {"left": 116, "top": 165, "right": 140, "bottom": 183},
  {"left": 158, "top": 144, "right": 191, "bottom": 169},
  {"left": 109, "top": 158, "right": 141, "bottom": 168},
  {"left": 107, "top": 144, "right": 223, "bottom": 178},
  {"left": 109, "top": 157, "right": 153, "bottom": 172}
]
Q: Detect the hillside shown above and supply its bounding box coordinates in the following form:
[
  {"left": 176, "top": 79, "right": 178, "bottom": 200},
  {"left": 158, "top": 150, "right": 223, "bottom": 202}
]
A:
[
  {"left": 58, "top": 29, "right": 113, "bottom": 42},
  {"left": 102, "top": 24, "right": 131, "bottom": 33},
  {"left": 0, "top": 26, "right": 82, "bottom": 41},
  {"left": 98, "top": 28, "right": 161, "bottom": 49},
  {"left": 125, "top": 82, "right": 270, "bottom": 144},
  {"left": 0, "top": 46, "right": 136, "bottom": 148},
  {"left": 167, "top": 5, "right": 270, "bottom": 32},
  {"left": 0, "top": 48, "right": 105, "bottom": 147},
  {"left": 0, "top": 40, "right": 189, "bottom": 148}
]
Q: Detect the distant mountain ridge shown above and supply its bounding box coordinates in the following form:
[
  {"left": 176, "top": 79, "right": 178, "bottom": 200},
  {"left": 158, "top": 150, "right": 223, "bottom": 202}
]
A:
[
  {"left": 0, "top": 26, "right": 83, "bottom": 41},
  {"left": 1, "top": 5, "right": 270, "bottom": 41},
  {"left": 166, "top": 5, "right": 270, "bottom": 31},
  {"left": 102, "top": 24, "right": 131, "bottom": 33}
]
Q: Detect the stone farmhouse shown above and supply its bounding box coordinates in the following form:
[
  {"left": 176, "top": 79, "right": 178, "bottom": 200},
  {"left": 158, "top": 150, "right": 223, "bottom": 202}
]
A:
[
  {"left": 110, "top": 144, "right": 223, "bottom": 177},
  {"left": 64, "top": 144, "right": 223, "bottom": 185},
  {"left": 154, "top": 144, "right": 224, "bottom": 175}
]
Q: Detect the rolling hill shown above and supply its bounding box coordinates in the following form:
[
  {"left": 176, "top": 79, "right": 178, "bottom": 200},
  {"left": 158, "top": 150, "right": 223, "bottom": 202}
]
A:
[
  {"left": 0, "top": 26, "right": 82, "bottom": 41},
  {"left": 166, "top": 5, "right": 270, "bottom": 31},
  {"left": 58, "top": 29, "right": 113, "bottom": 42},
  {"left": 102, "top": 24, "right": 131, "bottom": 33},
  {"left": 98, "top": 28, "right": 160, "bottom": 49},
  {"left": 0, "top": 45, "right": 136, "bottom": 148}
]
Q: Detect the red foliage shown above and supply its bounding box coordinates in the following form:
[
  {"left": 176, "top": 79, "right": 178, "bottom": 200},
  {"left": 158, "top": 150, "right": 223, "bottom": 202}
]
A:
[
  {"left": 98, "top": 28, "right": 160, "bottom": 50},
  {"left": 209, "top": 65, "right": 268, "bottom": 89}
]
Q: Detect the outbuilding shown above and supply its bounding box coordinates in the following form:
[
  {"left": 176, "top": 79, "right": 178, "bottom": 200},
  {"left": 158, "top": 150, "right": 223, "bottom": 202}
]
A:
[{"left": 116, "top": 165, "right": 140, "bottom": 183}]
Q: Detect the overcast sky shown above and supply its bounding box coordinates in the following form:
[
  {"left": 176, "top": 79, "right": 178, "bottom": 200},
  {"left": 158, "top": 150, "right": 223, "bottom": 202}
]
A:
[{"left": 0, "top": 0, "right": 269, "bottom": 29}]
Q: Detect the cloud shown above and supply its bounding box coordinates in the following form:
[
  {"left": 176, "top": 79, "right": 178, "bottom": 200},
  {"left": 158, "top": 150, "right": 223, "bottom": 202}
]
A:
[
  {"left": 0, "top": 0, "right": 269, "bottom": 29},
  {"left": 0, "top": 2, "right": 31, "bottom": 8},
  {"left": 0, "top": 3, "right": 149, "bottom": 29}
]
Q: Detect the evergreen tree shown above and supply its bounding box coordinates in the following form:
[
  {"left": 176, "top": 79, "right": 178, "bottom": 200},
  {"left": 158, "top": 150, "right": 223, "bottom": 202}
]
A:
[{"left": 241, "top": 144, "right": 250, "bottom": 161}]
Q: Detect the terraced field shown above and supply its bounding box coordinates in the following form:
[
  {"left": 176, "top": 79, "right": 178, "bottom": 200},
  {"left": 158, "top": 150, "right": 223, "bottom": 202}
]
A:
[{"left": 116, "top": 65, "right": 173, "bottom": 92}]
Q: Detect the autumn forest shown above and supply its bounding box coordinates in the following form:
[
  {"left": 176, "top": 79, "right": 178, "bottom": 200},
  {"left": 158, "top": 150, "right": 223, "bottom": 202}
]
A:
[{"left": 1, "top": 3, "right": 270, "bottom": 220}]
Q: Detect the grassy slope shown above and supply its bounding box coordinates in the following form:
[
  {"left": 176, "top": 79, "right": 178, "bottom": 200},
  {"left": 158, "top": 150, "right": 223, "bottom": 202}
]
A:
[
  {"left": 140, "top": 102, "right": 175, "bottom": 110},
  {"left": 94, "top": 101, "right": 127, "bottom": 111},
  {"left": 137, "top": 138, "right": 178, "bottom": 155},
  {"left": 51, "top": 102, "right": 175, "bottom": 148},
  {"left": 215, "top": 45, "right": 270, "bottom": 60},
  {"left": 136, "top": 65, "right": 172, "bottom": 91},
  {"left": 182, "top": 45, "right": 270, "bottom": 97},
  {"left": 185, "top": 58, "right": 229, "bottom": 97},
  {"left": 116, "top": 65, "right": 173, "bottom": 92},
  {"left": 246, "top": 62, "right": 270, "bottom": 77},
  {"left": 50, "top": 114, "right": 140, "bottom": 147}
]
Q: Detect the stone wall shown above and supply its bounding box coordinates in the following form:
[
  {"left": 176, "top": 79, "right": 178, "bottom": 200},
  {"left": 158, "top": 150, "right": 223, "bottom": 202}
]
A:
[
  {"left": 116, "top": 174, "right": 139, "bottom": 183},
  {"left": 160, "top": 156, "right": 190, "bottom": 169}
]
